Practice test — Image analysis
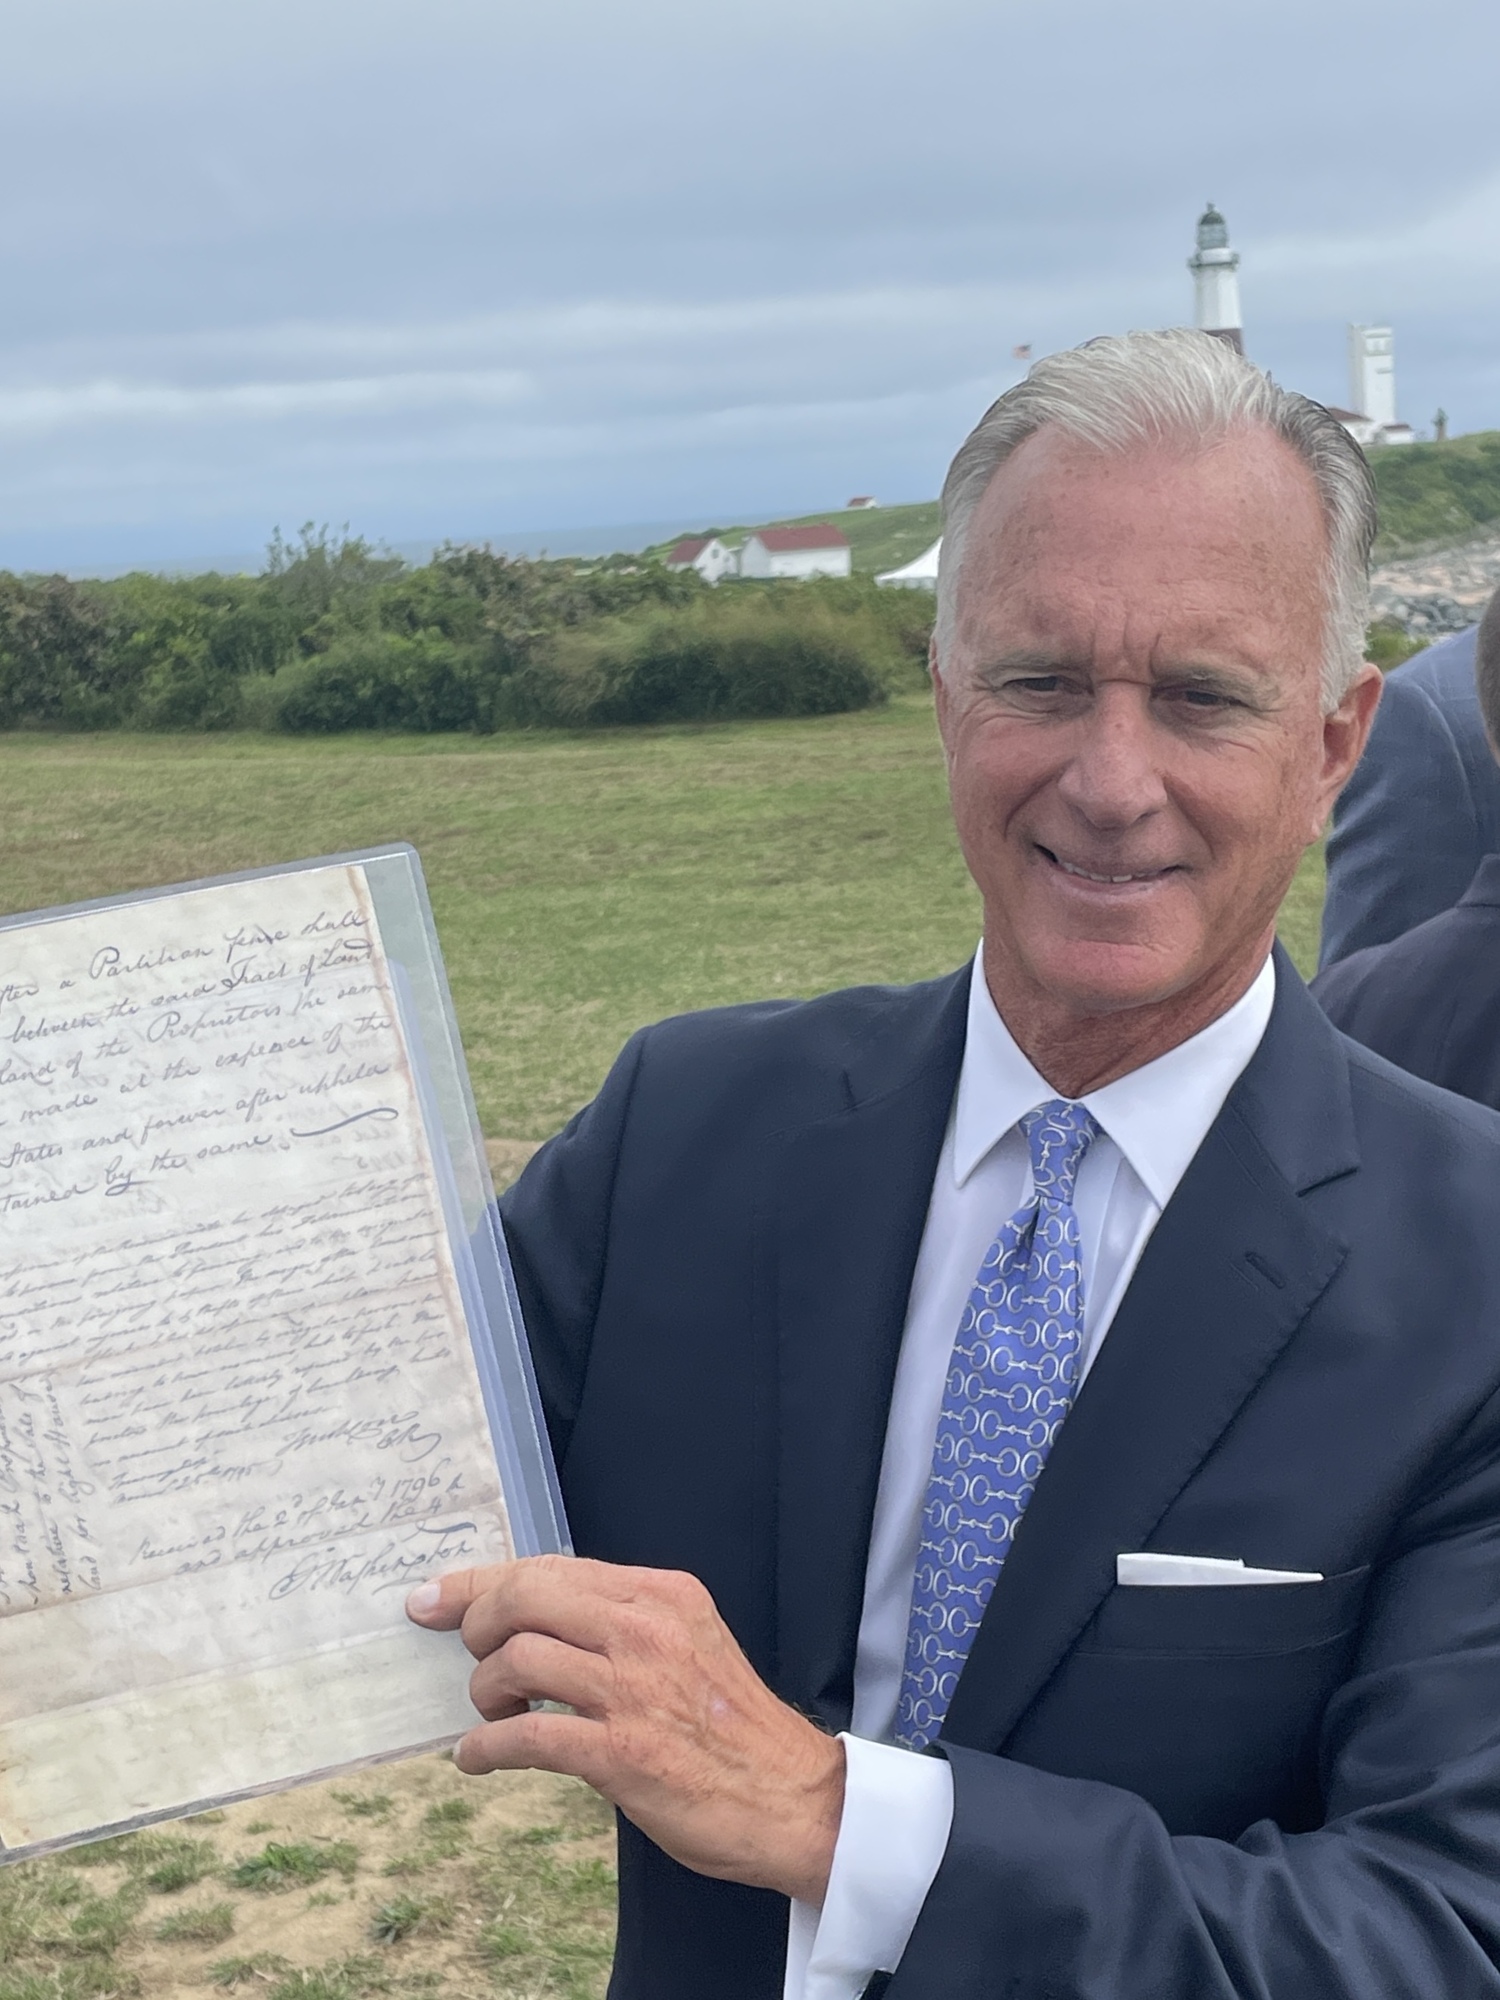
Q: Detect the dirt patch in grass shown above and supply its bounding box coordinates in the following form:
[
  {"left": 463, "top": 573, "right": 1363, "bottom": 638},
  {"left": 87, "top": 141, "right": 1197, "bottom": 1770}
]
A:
[{"left": 2, "top": 1756, "right": 615, "bottom": 2000}]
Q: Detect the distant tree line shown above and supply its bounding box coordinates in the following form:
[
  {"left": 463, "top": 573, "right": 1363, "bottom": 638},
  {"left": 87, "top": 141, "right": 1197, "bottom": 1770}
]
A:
[{"left": 0, "top": 528, "right": 936, "bottom": 734}]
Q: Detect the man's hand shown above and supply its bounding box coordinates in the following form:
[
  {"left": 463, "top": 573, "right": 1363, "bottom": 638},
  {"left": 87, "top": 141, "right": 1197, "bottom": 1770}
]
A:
[{"left": 405, "top": 1554, "right": 844, "bottom": 1903}]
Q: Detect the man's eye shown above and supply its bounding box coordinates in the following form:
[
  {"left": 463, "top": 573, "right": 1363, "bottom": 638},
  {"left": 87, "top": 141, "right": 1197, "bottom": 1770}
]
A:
[
  {"left": 1164, "top": 686, "right": 1237, "bottom": 710},
  {"left": 996, "top": 675, "right": 1074, "bottom": 700}
]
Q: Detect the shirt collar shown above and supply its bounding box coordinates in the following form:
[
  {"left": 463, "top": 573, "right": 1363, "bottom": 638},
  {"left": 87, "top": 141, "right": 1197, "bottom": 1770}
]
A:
[{"left": 952, "top": 949, "right": 1277, "bottom": 1210}]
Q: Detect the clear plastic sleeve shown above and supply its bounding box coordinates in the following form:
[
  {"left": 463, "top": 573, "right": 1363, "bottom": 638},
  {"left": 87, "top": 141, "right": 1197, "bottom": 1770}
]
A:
[{"left": 0, "top": 843, "right": 566, "bottom": 1859}]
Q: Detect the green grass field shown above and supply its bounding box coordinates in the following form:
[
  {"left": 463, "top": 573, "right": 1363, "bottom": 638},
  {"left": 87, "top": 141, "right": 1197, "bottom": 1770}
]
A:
[{"left": 0, "top": 695, "right": 1323, "bottom": 1143}]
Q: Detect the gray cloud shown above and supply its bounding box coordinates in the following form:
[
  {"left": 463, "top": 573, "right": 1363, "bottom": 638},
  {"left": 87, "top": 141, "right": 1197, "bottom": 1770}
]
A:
[{"left": 0, "top": 0, "right": 1497, "bottom": 569}]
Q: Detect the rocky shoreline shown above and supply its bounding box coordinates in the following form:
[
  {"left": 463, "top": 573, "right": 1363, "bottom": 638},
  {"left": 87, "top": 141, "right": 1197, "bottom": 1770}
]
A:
[{"left": 1369, "top": 532, "right": 1500, "bottom": 637}]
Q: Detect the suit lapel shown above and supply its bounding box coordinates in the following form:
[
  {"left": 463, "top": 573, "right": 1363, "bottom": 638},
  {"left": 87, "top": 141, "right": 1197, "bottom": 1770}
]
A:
[
  {"left": 942, "top": 957, "right": 1359, "bottom": 1752},
  {"left": 769, "top": 970, "right": 968, "bottom": 1732}
]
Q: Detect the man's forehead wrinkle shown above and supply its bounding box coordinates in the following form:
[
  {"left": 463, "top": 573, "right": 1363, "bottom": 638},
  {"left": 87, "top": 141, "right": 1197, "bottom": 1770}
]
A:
[
  {"left": 1132, "top": 609, "right": 1283, "bottom": 686},
  {"left": 961, "top": 589, "right": 1288, "bottom": 683},
  {"left": 960, "top": 518, "right": 1296, "bottom": 631},
  {"left": 965, "top": 434, "right": 1327, "bottom": 578}
]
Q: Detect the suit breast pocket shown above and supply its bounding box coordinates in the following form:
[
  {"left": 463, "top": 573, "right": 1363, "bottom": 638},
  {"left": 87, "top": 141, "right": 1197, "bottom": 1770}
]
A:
[
  {"left": 1003, "top": 1566, "right": 1371, "bottom": 1838},
  {"left": 1081, "top": 1563, "right": 1371, "bottom": 1658}
]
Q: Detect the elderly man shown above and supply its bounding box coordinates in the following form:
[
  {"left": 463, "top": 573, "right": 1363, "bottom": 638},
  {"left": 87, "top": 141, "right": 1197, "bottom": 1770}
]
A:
[{"left": 409, "top": 330, "right": 1500, "bottom": 1999}]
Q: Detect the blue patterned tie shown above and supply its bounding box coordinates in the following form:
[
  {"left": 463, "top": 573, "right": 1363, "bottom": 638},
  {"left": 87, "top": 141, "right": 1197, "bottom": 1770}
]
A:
[{"left": 896, "top": 1097, "right": 1099, "bottom": 1750}]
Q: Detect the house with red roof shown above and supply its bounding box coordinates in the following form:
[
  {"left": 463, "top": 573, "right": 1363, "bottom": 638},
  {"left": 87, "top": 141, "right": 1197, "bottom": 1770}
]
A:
[
  {"left": 738, "top": 524, "right": 851, "bottom": 582},
  {"left": 664, "top": 535, "right": 737, "bottom": 584}
]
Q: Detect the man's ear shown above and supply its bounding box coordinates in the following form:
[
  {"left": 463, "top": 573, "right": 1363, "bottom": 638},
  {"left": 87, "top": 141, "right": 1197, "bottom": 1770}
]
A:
[{"left": 1315, "top": 662, "right": 1383, "bottom": 830}]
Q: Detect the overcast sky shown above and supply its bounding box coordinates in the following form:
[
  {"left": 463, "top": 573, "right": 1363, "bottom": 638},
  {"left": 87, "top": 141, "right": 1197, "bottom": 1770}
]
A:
[{"left": 1, "top": 0, "right": 1497, "bottom": 573}]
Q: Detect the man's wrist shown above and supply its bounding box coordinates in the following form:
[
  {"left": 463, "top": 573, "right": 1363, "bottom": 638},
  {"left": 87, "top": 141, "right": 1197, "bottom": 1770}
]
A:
[{"left": 771, "top": 1728, "right": 846, "bottom": 1903}]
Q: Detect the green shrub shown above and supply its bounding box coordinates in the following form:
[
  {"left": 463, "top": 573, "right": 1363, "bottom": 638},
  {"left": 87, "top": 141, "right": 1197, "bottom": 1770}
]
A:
[
  {"left": 1365, "top": 617, "right": 1427, "bottom": 672},
  {"left": 529, "top": 597, "right": 891, "bottom": 728},
  {"left": 0, "top": 574, "right": 121, "bottom": 728},
  {"left": 1372, "top": 431, "right": 1500, "bottom": 554},
  {"left": 267, "top": 632, "right": 483, "bottom": 732},
  {"left": 797, "top": 574, "right": 933, "bottom": 681},
  {"left": 131, "top": 637, "right": 244, "bottom": 729}
]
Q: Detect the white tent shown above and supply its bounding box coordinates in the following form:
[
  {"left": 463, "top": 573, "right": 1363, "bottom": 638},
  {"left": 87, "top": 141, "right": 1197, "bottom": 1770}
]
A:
[{"left": 875, "top": 537, "right": 941, "bottom": 590}]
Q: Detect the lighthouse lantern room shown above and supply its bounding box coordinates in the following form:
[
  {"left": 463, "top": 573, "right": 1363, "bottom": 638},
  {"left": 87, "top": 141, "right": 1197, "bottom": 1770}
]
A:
[{"left": 1188, "top": 203, "right": 1244, "bottom": 353}]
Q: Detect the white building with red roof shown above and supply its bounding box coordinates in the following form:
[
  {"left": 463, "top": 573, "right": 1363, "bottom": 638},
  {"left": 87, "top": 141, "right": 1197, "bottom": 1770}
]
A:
[
  {"left": 738, "top": 524, "right": 851, "bottom": 581},
  {"left": 664, "top": 535, "right": 737, "bottom": 583}
]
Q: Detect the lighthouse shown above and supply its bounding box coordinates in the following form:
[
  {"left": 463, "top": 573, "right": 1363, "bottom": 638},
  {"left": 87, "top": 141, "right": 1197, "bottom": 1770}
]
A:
[{"left": 1188, "top": 203, "right": 1244, "bottom": 353}]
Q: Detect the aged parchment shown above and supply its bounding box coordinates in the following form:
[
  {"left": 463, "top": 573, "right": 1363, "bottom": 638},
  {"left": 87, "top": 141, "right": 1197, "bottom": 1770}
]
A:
[{"left": 0, "top": 864, "right": 512, "bottom": 1850}]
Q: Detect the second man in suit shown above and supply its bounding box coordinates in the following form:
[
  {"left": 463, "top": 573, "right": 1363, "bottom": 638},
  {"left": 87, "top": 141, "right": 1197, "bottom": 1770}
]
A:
[
  {"left": 1319, "top": 617, "right": 1500, "bottom": 966},
  {"left": 1314, "top": 585, "right": 1500, "bottom": 1110}
]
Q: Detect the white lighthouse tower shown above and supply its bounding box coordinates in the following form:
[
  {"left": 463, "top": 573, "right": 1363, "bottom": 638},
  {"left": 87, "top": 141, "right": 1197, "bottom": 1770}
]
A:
[
  {"left": 1334, "top": 327, "right": 1414, "bottom": 447},
  {"left": 1188, "top": 202, "right": 1244, "bottom": 353},
  {"left": 1348, "top": 326, "right": 1397, "bottom": 431}
]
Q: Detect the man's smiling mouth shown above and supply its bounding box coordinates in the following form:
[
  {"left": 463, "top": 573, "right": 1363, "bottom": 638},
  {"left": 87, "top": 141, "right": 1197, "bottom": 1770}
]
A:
[{"left": 1037, "top": 845, "right": 1182, "bottom": 885}]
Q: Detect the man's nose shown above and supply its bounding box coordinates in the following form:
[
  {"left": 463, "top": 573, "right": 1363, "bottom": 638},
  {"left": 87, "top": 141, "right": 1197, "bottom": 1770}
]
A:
[{"left": 1053, "top": 685, "right": 1169, "bottom": 830}]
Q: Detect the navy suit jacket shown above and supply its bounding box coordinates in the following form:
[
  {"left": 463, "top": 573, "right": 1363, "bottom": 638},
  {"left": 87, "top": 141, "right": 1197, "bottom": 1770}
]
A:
[
  {"left": 501, "top": 951, "right": 1500, "bottom": 1999},
  {"left": 1313, "top": 853, "right": 1500, "bottom": 1112},
  {"left": 1321, "top": 626, "right": 1500, "bottom": 967}
]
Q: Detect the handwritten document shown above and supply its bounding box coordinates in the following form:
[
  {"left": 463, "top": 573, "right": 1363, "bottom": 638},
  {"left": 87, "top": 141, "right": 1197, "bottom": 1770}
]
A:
[{"left": 0, "top": 863, "right": 514, "bottom": 1852}]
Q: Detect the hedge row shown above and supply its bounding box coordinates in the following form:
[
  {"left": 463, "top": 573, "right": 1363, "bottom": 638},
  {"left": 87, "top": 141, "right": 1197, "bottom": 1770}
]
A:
[{"left": 0, "top": 532, "right": 933, "bottom": 734}]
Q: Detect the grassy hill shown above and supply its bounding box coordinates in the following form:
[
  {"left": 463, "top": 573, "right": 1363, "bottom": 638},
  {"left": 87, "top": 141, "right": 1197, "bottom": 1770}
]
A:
[
  {"left": 648, "top": 500, "right": 942, "bottom": 577},
  {"left": 1369, "top": 430, "right": 1500, "bottom": 556},
  {"left": 651, "top": 430, "right": 1500, "bottom": 575}
]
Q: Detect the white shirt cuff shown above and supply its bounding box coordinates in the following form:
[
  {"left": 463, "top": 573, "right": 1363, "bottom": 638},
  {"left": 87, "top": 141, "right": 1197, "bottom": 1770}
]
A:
[{"left": 782, "top": 1733, "right": 954, "bottom": 2000}]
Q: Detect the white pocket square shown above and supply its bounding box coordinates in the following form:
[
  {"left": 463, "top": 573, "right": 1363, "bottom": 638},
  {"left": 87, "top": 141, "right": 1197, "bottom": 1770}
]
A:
[{"left": 1117, "top": 1552, "right": 1324, "bottom": 1587}]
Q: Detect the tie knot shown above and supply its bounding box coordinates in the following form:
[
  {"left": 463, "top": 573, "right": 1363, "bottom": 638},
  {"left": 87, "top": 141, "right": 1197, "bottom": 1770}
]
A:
[{"left": 1020, "top": 1097, "right": 1098, "bottom": 1206}]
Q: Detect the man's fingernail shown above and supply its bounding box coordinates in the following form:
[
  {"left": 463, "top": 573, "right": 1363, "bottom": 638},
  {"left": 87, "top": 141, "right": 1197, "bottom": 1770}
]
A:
[{"left": 406, "top": 1582, "right": 442, "bottom": 1618}]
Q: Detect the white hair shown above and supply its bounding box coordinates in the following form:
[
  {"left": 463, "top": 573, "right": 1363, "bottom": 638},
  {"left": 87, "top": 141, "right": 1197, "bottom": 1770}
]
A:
[{"left": 934, "top": 328, "right": 1378, "bottom": 710}]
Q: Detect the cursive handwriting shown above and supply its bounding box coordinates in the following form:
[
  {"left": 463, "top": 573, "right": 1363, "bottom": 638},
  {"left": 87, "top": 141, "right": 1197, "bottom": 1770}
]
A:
[{"left": 0, "top": 863, "right": 510, "bottom": 1626}]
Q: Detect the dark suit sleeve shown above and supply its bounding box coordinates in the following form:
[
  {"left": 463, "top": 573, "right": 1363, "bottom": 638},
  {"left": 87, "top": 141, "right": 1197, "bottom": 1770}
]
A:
[
  {"left": 1320, "top": 672, "right": 1481, "bottom": 967},
  {"left": 890, "top": 1388, "right": 1500, "bottom": 1999},
  {"left": 499, "top": 1027, "right": 649, "bottom": 1467}
]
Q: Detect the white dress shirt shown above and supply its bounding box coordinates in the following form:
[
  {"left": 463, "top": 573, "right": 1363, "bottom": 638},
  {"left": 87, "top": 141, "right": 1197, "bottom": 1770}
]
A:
[{"left": 784, "top": 949, "right": 1277, "bottom": 2000}]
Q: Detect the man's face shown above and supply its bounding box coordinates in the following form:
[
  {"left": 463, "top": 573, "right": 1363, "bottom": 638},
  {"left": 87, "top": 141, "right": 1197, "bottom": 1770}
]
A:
[{"left": 934, "top": 425, "right": 1380, "bottom": 1031}]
